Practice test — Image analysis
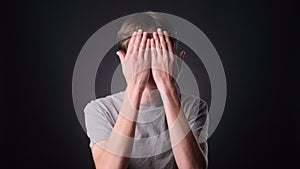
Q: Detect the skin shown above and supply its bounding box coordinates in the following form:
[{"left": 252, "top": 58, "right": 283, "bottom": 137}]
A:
[{"left": 91, "top": 28, "right": 208, "bottom": 169}]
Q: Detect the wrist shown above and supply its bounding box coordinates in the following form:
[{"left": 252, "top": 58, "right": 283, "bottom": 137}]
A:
[
  {"left": 128, "top": 77, "right": 148, "bottom": 90},
  {"left": 127, "top": 83, "right": 144, "bottom": 95},
  {"left": 128, "top": 80, "right": 146, "bottom": 91},
  {"left": 159, "top": 83, "right": 181, "bottom": 121},
  {"left": 125, "top": 84, "right": 144, "bottom": 110},
  {"left": 157, "top": 80, "right": 177, "bottom": 94}
]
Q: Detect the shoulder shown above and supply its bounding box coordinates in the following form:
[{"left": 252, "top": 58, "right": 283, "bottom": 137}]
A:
[
  {"left": 180, "top": 93, "right": 208, "bottom": 116},
  {"left": 84, "top": 91, "right": 125, "bottom": 115}
]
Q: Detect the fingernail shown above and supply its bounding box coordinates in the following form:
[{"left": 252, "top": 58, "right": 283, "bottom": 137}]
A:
[
  {"left": 157, "top": 28, "right": 162, "bottom": 33},
  {"left": 132, "top": 31, "right": 137, "bottom": 35},
  {"left": 138, "top": 29, "right": 142, "bottom": 33},
  {"left": 163, "top": 30, "right": 168, "bottom": 35}
]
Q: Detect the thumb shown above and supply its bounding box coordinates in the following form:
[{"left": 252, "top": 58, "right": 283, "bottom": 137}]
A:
[{"left": 116, "top": 50, "right": 126, "bottom": 61}]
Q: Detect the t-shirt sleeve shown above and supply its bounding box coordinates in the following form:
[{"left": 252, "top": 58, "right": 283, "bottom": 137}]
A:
[
  {"left": 188, "top": 100, "right": 209, "bottom": 141},
  {"left": 84, "top": 100, "right": 113, "bottom": 149}
]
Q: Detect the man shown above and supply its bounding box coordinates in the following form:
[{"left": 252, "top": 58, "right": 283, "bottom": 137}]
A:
[{"left": 84, "top": 12, "right": 208, "bottom": 169}]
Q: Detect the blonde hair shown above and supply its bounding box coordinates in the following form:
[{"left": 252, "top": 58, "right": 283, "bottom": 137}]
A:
[{"left": 117, "top": 12, "right": 178, "bottom": 53}]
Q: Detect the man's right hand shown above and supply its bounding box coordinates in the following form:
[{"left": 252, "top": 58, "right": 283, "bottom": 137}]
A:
[{"left": 116, "top": 29, "right": 151, "bottom": 91}]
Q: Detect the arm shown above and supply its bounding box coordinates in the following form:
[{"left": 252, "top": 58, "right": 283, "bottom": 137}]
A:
[
  {"left": 151, "top": 29, "right": 208, "bottom": 169},
  {"left": 91, "top": 30, "right": 151, "bottom": 169},
  {"left": 91, "top": 84, "right": 143, "bottom": 169},
  {"left": 160, "top": 84, "right": 208, "bottom": 169}
]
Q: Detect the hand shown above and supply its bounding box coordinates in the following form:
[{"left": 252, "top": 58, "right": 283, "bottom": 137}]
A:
[
  {"left": 116, "top": 29, "right": 151, "bottom": 90},
  {"left": 151, "top": 28, "right": 185, "bottom": 91}
]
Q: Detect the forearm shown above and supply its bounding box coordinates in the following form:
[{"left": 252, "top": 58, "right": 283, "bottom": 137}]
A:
[
  {"left": 113, "top": 83, "right": 143, "bottom": 136},
  {"left": 160, "top": 84, "right": 207, "bottom": 169},
  {"left": 93, "top": 84, "right": 144, "bottom": 169}
]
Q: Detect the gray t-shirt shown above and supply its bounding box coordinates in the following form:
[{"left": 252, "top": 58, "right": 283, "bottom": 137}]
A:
[{"left": 84, "top": 91, "right": 208, "bottom": 169}]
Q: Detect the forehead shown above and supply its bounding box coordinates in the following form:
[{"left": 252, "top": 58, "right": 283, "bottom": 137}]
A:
[{"left": 146, "top": 33, "right": 153, "bottom": 39}]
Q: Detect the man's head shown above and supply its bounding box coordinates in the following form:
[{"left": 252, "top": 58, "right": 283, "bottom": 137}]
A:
[
  {"left": 117, "top": 12, "right": 178, "bottom": 53},
  {"left": 116, "top": 12, "right": 185, "bottom": 89}
]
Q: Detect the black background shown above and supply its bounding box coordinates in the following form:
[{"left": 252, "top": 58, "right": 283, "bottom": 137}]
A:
[{"left": 4, "top": 0, "right": 298, "bottom": 168}]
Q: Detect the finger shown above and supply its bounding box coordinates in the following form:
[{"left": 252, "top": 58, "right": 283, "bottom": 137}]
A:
[
  {"left": 150, "top": 38, "right": 156, "bottom": 57},
  {"left": 163, "top": 30, "right": 174, "bottom": 63},
  {"left": 140, "top": 32, "right": 147, "bottom": 50},
  {"left": 127, "top": 31, "right": 137, "bottom": 54},
  {"left": 133, "top": 29, "right": 143, "bottom": 53},
  {"left": 144, "top": 38, "right": 150, "bottom": 61},
  {"left": 157, "top": 29, "right": 169, "bottom": 62},
  {"left": 153, "top": 32, "right": 162, "bottom": 56},
  {"left": 116, "top": 50, "right": 126, "bottom": 62},
  {"left": 163, "top": 31, "right": 174, "bottom": 55},
  {"left": 153, "top": 32, "right": 160, "bottom": 49},
  {"left": 150, "top": 38, "right": 156, "bottom": 70},
  {"left": 138, "top": 32, "right": 147, "bottom": 57},
  {"left": 157, "top": 28, "right": 167, "bottom": 50}
]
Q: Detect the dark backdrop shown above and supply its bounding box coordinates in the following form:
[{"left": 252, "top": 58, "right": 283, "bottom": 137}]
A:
[{"left": 4, "top": 0, "right": 298, "bottom": 169}]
